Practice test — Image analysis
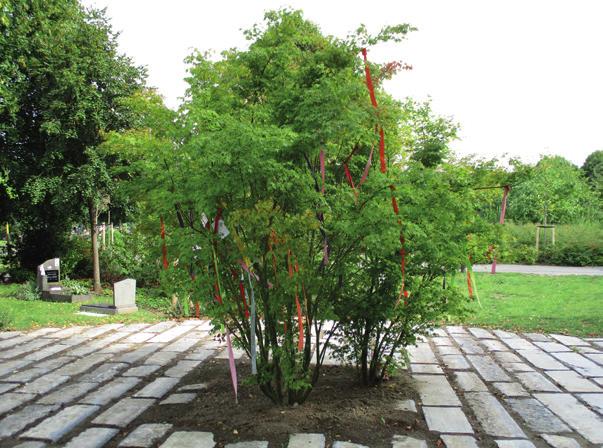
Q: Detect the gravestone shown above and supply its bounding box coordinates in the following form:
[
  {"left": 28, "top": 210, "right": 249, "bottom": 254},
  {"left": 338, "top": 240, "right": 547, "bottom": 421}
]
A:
[
  {"left": 80, "top": 278, "right": 138, "bottom": 315},
  {"left": 37, "top": 258, "right": 62, "bottom": 294}
]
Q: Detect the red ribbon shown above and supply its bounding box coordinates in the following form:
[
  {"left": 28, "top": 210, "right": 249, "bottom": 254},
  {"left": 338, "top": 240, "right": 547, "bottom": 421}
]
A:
[
  {"left": 238, "top": 278, "right": 250, "bottom": 319},
  {"left": 213, "top": 208, "right": 223, "bottom": 234},
  {"left": 160, "top": 217, "right": 168, "bottom": 269},
  {"left": 362, "top": 48, "right": 386, "bottom": 173},
  {"left": 295, "top": 292, "right": 304, "bottom": 351}
]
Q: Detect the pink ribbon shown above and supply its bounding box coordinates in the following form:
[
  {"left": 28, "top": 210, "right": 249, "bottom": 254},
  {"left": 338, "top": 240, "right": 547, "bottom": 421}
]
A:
[{"left": 227, "top": 332, "right": 238, "bottom": 403}]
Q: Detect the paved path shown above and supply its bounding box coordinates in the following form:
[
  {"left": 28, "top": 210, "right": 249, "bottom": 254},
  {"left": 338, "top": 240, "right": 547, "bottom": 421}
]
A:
[
  {"left": 473, "top": 264, "right": 603, "bottom": 276},
  {"left": 0, "top": 322, "right": 602, "bottom": 447}
]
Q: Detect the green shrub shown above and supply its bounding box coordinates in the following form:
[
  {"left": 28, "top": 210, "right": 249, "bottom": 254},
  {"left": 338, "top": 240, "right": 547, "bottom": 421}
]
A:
[
  {"left": 0, "top": 308, "right": 13, "bottom": 330},
  {"left": 62, "top": 278, "right": 90, "bottom": 295},
  {"left": 15, "top": 281, "right": 41, "bottom": 301}
]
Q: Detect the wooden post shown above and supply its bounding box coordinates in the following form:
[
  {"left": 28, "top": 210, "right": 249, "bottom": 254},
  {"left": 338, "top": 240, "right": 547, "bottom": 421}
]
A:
[
  {"left": 110, "top": 224, "right": 114, "bottom": 244},
  {"left": 102, "top": 222, "right": 106, "bottom": 248},
  {"left": 535, "top": 226, "right": 540, "bottom": 252},
  {"left": 5, "top": 223, "right": 9, "bottom": 244}
]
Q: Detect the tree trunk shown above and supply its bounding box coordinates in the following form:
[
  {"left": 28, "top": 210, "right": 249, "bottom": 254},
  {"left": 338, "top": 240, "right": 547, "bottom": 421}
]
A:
[{"left": 89, "top": 201, "right": 101, "bottom": 294}]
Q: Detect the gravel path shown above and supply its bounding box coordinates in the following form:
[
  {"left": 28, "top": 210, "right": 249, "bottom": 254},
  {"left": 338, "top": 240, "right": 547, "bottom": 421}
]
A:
[{"left": 473, "top": 264, "right": 603, "bottom": 276}]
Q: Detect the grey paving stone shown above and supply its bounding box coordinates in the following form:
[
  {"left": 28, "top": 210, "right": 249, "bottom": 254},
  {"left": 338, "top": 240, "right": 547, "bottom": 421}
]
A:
[
  {"left": 36, "top": 356, "right": 74, "bottom": 371},
  {"left": 432, "top": 336, "right": 453, "bottom": 346},
  {"left": 23, "top": 344, "right": 69, "bottom": 362},
  {"left": 91, "top": 398, "right": 155, "bottom": 428},
  {"left": 0, "top": 392, "right": 36, "bottom": 415},
  {"left": 523, "top": 332, "right": 550, "bottom": 342},
  {"left": 439, "top": 435, "right": 479, "bottom": 448},
  {"left": 160, "top": 393, "right": 196, "bottom": 404},
  {"left": 494, "top": 352, "right": 523, "bottom": 363},
  {"left": 436, "top": 345, "right": 462, "bottom": 356},
  {"left": 410, "top": 364, "right": 443, "bottom": 374},
  {"left": 515, "top": 372, "right": 561, "bottom": 392},
  {"left": 123, "top": 365, "right": 161, "bottom": 378},
  {"left": 98, "top": 343, "right": 134, "bottom": 354},
  {"left": 431, "top": 328, "right": 447, "bottom": 337},
  {"left": 141, "top": 321, "right": 177, "bottom": 333},
  {"left": 493, "top": 329, "right": 518, "bottom": 339},
  {"left": 4, "top": 367, "right": 49, "bottom": 383},
  {"left": 1, "top": 339, "right": 54, "bottom": 359},
  {"left": 517, "top": 350, "right": 568, "bottom": 370},
  {"left": 79, "top": 377, "right": 140, "bottom": 406},
  {"left": 551, "top": 352, "right": 603, "bottom": 377},
  {"left": 120, "top": 323, "right": 152, "bottom": 333},
  {"left": 0, "top": 404, "right": 59, "bottom": 438},
  {"left": 407, "top": 343, "right": 437, "bottom": 364},
  {"left": 503, "top": 338, "right": 538, "bottom": 351},
  {"left": 50, "top": 326, "right": 87, "bottom": 338},
  {"left": 413, "top": 374, "right": 460, "bottom": 406},
  {"left": 577, "top": 393, "right": 603, "bottom": 414},
  {"left": 446, "top": 326, "right": 467, "bottom": 334},
  {"left": 441, "top": 355, "right": 469, "bottom": 370},
  {"left": 13, "top": 442, "right": 47, "bottom": 448},
  {"left": 534, "top": 342, "right": 572, "bottom": 353},
  {"left": 331, "top": 443, "right": 366, "bottom": 448},
  {"left": 454, "top": 371, "right": 488, "bottom": 392},
  {"left": 549, "top": 334, "right": 588, "bottom": 346},
  {"left": 288, "top": 433, "right": 326, "bottom": 448},
  {"left": 450, "top": 336, "right": 484, "bottom": 354},
  {"left": 502, "top": 362, "right": 534, "bottom": 373},
  {"left": 545, "top": 370, "right": 602, "bottom": 392},
  {"left": 134, "top": 377, "right": 180, "bottom": 399},
  {"left": 465, "top": 392, "right": 526, "bottom": 438},
  {"left": 593, "top": 377, "right": 603, "bottom": 386},
  {"left": 585, "top": 353, "right": 603, "bottom": 364},
  {"left": 493, "top": 382, "right": 529, "bottom": 397},
  {"left": 467, "top": 355, "right": 511, "bottom": 382},
  {"left": 0, "top": 383, "right": 18, "bottom": 393},
  {"left": 0, "top": 331, "right": 21, "bottom": 340},
  {"left": 21, "top": 404, "right": 100, "bottom": 442},
  {"left": 540, "top": 434, "right": 581, "bottom": 448},
  {"left": 118, "top": 344, "right": 162, "bottom": 364},
  {"left": 119, "top": 423, "right": 173, "bottom": 447},
  {"left": 394, "top": 399, "right": 417, "bottom": 412},
  {"left": 0, "top": 359, "right": 33, "bottom": 377},
  {"left": 148, "top": 325, "right": 193, "bottom": 343},
  {"left": 37, "top": 382, "right": 97, "bottom": 405},
  {"left": 506, "top": 398, "right": 570, "bottom": 433},
  {"left": 63, "top": 427, "right": 119, "bottom": 448},
  {"left": 17, "top": 374, "right": 70, "bottom": 395},
  {"left": 145, "top": 350, "right": 179, "bottom": 366},
  {"left": 79, "top": 362, "right": 128, "bottom": 383},
  {"left": 534, "top": 393, "right": 603, "bottom": 444},
  {"left": 468, "top": 328, "right": 494, "bottom": 339},
  {"left": 495, "top": 441, "right": 535, "bottom": 448},
  {"left": 185, "top": 348, "right": 214, "bottom": 361},
  {"left": 391, "top": 435, "right": 427, "bottom": 448},
  {"left": 159, "top": 431, "right": 215, "bottom": 447},
  {"left": 224, "top": 443, "right": 270, "bottom": 448},
  {"left": 53, "top": 353, "right": 112, "bottom": 376},
  {"left": 178, "top": 383, "right": 208, "bottom": 392},
  {"left": 164, "top": 360, "right": 202, "bottom": 378},
  {"left": 481, "top": 339, "right": 508, "bottom": 352},
  {"left": 162, "top": 337, "right": 200, "bottom": 353},
  {"left": 423, "top": 406, "right": 473, "bottom": 433},
  {"left": 574, "top": 345, "right": 601, "bottom": 355},
  {"left": 125, "top": 332, "right": 155, "bottom": 343}
]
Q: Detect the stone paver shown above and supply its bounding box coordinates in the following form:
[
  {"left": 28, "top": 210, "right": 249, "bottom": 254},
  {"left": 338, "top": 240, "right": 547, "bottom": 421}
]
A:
[
  {"left": 2, "top": 321, "right": 603, "bottom": 447},
  {"left": 21, "top": 404, "right": 100, "bottom": 442},
  {"left": 63, "top": 427, "right": 119, "bottom": 448},
  {"left": 160, "top": 431, "right": 215, "bottom": 448},
  {"left": 92, "top": 398, "right": 155, "bottom": 428},
  {"left": 534, "top": 393, "right": 603, "bottom": 443},
  {"left": 465, "top": 392, "right": 526, "bottom": 438},
  {"left": 288, "top": 433, "right": 326, "bottom": 448},
  {"left": 119, "top": 423, "right": 173, "bottom": 447},
  {"left": 422, "top": 407, "right": 473, "bottom": 433}
]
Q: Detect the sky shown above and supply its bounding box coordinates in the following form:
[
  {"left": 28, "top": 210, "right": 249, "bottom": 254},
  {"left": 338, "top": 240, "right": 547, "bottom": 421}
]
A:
[{"left": 82, "top": 0, "right": 603, "bottom": 166}]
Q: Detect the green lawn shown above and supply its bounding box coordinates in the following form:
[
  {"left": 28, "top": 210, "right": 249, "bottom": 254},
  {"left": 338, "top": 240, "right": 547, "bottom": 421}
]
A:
[
  {"left": 0, "top": 284, "right": 164, "bottom": 330},
  {"left": 456, "top": 273, "right": 603, "bottom": 337}
]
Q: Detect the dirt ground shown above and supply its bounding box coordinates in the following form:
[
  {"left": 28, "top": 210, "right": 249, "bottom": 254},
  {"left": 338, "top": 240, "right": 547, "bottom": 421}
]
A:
[{"left": 130, "top": 358, "right": 437, "bottom": 448}]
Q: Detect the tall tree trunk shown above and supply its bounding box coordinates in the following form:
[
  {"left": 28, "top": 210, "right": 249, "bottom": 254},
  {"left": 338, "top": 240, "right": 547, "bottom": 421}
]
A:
[{"left": 89, "top": 201, "right": 101, "bottom": 293}]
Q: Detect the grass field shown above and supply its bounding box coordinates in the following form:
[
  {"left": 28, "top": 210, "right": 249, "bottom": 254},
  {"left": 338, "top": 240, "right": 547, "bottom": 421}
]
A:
[
  {"left": 456, "top": 273, "right": 603, "bottom": 337},
  {"left": 0, "top": 284, "right": 163, "bottom": 330}
]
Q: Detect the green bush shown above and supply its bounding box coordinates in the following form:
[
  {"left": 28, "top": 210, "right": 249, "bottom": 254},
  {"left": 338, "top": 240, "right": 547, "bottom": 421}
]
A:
[
  {"left": 61, "top": 278, "right": 90, "bottom": 295},
  {"left": 0, "top": 308, "right": 13, "bottom": 330},
  {"left": 15, "top": 281, "right": 41, "bottom": 301}
]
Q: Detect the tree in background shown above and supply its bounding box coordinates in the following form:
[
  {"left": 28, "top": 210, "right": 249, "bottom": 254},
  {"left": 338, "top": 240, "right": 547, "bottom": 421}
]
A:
[
  {"left": 507, "top": 156, "right": 599, "bottom": 224},
  {"left": 0, "top": 0, "right": 145, "bottom": 288},
  {"left": 582, "top": 150, "right": 603, "bottom": 199}
]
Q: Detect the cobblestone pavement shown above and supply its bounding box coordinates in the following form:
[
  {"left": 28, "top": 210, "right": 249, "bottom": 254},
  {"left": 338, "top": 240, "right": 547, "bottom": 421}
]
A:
[{"left": 0, "top": 322, "right": 602, "bottom": 447}]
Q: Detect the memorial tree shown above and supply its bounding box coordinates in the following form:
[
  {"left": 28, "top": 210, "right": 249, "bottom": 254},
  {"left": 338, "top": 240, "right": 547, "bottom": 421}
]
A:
[{"left": 120, "top": 10, "right": 484, "bottom": 403}]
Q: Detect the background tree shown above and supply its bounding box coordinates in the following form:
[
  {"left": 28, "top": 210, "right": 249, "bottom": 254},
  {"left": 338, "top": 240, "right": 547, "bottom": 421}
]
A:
[
  {"left": 0, "top": 0, "right": 145, "bottom": 288},
  {"left": 507, "top": 156, "right": 599, "bottom": 224},
  {"left": 582, "top": 150, "right": 603, "bottom": 199}
]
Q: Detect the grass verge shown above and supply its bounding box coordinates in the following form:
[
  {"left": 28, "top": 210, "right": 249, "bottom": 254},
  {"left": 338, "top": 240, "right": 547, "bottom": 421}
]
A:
[{"left": 455, "top": 273, "right": 603, "bottom": 337}]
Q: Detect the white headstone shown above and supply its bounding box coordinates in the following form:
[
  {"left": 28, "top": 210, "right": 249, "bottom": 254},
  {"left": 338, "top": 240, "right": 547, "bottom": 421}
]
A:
[{"left": 113, "top": 279, "right": 137, "bottom": 311}]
